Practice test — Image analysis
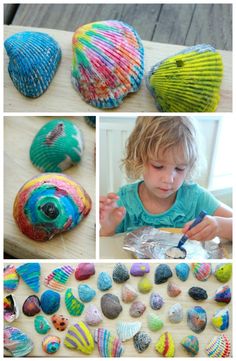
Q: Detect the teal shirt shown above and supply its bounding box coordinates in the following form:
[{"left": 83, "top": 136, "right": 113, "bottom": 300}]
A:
[{"left": 115, "top": 181, "right": 220, "bottom": 233}]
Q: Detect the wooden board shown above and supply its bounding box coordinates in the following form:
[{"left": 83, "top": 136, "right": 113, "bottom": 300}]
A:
[
  {"left": 4, "top": 261, "right": 232, "bottom": 357},
  {"left": 4, "top": 117, "right": 95, "bottom": 259},
  {"left": 4, "top": 25, "right": 232, "bottom": 113}
]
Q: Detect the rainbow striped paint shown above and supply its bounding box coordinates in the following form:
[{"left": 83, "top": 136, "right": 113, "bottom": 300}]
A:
[
  {"left": 206, "top": 334, "right": 231, "bottom": 357},
  {"left": 4, "top": 265, "right": 19, "bottom": 292},
  {"left": 44, "top": 265, "right": 74, "bottom": 291},
  {"left": 64, "top": 322, "right": 94, "bottom": 354},
  {"left": 94, "top": 328, "right": 124, "bottom": 357}
]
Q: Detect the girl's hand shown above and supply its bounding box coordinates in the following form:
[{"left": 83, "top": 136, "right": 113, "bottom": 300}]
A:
[
  {"left": 183, "top": 215, "right": 219, "bottom": 241},
  {"left": 100, "top": 193, "right": 126, "bottom": 236}
]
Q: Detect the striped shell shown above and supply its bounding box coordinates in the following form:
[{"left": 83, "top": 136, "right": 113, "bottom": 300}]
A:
[
  {"left": 4, "top": 265, "right": 19, "bottom": 292},
  {"left": 64, "top": 322, "right": 94, "bottom": 355},
  {"left": 155, "top": 332, "right": 175, "bottom": 357},
  {"left": 205, "top": 334, "right": 231, "bottom": 357},
  {"left": 13, "top": 173, "right": 91, "bottom": 241},
  {"left": 94, "top": 328, "right": 124, "bottom": 357},
  {"left": 4, "top": 294, "right": 20, "bottom": 322},
  {"left": 71, "top": 20, "right": 144, "bottom": 109},
  {"left": 116, "top": 321, "right": 141, "bottom": 341},
  {"left": 30, "top": 119, "right": 84, "bottom": 172},
  {"left": 65, "top": 288, "right": 84, "bottom": 316},
  {"left": 42, "top": 335, "right": 61, "bottom": 354},
  {"left": 147, "top": 44, "right": 223, "bottom": 112},
  {"left": 212, "top": 308, "right": 229, "bottom": 332},
  {"left": 147, "top": 313, "right": 164, "bottom": 332},
  {"left": 4, "top": 326, "right": 34, "bottom": 357},
  {"left": 192, "top": 263, "right": 212, "bottom": 281},
  {"left": 4, "top": 31, "right": 61, "bottom": 97},
  {"left": 44, "top": 265, "right": 74, "bottom": 292},
  {"left": 16, "top": 263, "right": 40, "bottom": 292}
]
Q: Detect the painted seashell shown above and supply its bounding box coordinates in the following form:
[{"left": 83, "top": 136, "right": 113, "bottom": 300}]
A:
[
  {"left": 84, "top": 304, "right": 103, "bottom": 326},
  {"left": 214, "top": 285, "right": 231, "bottom": 304},
  {"left": 212, "top": 308, "right": 229, "bottom": 332},
  {"left": 30, "top": 119, "right": 84, "bottom": 172},
  {"left": 181, "top": 335, "right": 199, "bottom": 356},
  {"left": 97, "top": 271, "right": 112, "bottom": 291},
  {"left": 112, "top": 263, "right": 130, "bottom": 283},
  {"left": 71, "top": 20, "right": 144, "bottom": 109},
  {"left": 147, "top": 44, "right": 223, "bottom": 112},
  {"left": 192, "top": 263, "right": 212, "bottom": 281},
  {"left": 138, "top": 276, "right": 153, "bottom": 293},
  {"left": 4, "top": 31, "right": 61, "bottom": 98},
  {"left": 40, "top": 290, "right": 60, "bottom": 315},
  {"left": 154, "top": 264, "right": 173, "bottom": 284},
  {"left": 94, "top": 328, "right": 124, "bottom": 357},
  {"left": 44, "top": 265, "right": 74, "bottom": 292},
  {"left": 147, "top": 313, "right": 164, "bottom": 331},
  {"left": 121, "top": 284, "right": 138, "bottom": 303},
  {"left": 51, "top": 314, "right": 69, "bottom": 331},
  {"left": 150, "top": 292, "right": 164, "bottom": 310},
  {"left": 13, "top": 173, "right": 91, "bottom": 241},
  {"left": 101, "top": 293, "right": 122, "bottom": 319},
  {"left": 4, "top": 264, "right": 19, "bottom": 292},
  {"left": 214, "top": 263, "right": 232, "bottom": 283},
  {"left": 175, "top": 263, "right": 190, "bottom": 281},
  {"left": 64, "top": 322, "right": 94, "bottom": 354},
  {"left": 16, "top": 263, "right": 40, "bottom": 292},
  {"left": 116, "top": 321, "right": 141, "bottom": 341},
  {"left": 42, "top": 335, "right": 61, "bottom": 354},
  {"left": 167, "top": 281, "right": 181, "bottom": 297},
  {"left": 129, "top": 300, "right": 146, "bottom": 318},
  {"left": 130, "top": 263, "right": 150, "bottom": 276},
  {"left": 75, "top": 263, "right": 95, "bottom": 281},
  {"left": 84, "top": 116, "right": 96, "bottom": 128},
  {"left": 4, "top": 326, "right": 34, "bottom": 357},
  {"left": 78, "top": 284, "right": 96, "bottom": 302},
  {"left": 155, "top": 332, "right": 175, "bottom": 357},
  {"left": 4, "top": 294, "right": 19, "bottom": 322},
  {"left": 168, "top": 303, "right": 184, "bottom": 323},
  {"left": 22, "top": 295, "right": 41, "bottom": 316},
  {"left": 65, "top": 288, "right": 84, "bottom": 316},
  {"left": 206, "top": 334, "right": 231, "bottom": 357},
  {"left": 133, "top": 331, "right": 151, "bottom": 353},
  {"left": 188, "top": 286, "right": 208, "bottom": 301},
  {"left": 187, "top": 306, "right": 207, "bottom": 333},
  {"left": 34, "top": 315, "right": 51, "bottom": 334}
]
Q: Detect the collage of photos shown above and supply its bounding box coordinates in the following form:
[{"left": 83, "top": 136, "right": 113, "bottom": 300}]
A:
[{"left": 3, "top": 2, "right": 233, "bottom": 359}]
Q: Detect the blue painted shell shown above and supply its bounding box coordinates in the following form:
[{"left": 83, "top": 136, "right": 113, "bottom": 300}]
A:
[
  {"left": 40, "top": 290, "right": 60, "bottom": 315},
  {"left": 16, "top": 263, "right": 41, "bottom": 292}
]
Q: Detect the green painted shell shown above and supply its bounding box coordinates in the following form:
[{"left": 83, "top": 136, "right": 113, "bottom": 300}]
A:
[
  {"left": 30, "top": 119, "right": 84, "bottom": 172},
  {"left": 64, "top": 288, "right": 84, "bottom": 316}
]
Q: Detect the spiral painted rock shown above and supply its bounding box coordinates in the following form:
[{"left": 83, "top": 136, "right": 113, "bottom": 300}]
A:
[
  {"left": 155, "top": 332, "right": 175, "bottom": 357},
  {"left": 214, "top": 285, "right": 231, "bottom": 304},
  {"left": 4, "top": 294, "right": 19, "bottom": 323},
  {"left": 214, "top": 264, "right": 232, "bottom": 283},
  {"left": 4, "top": 31, "right": 61, "bottom": 97},
  {"left": 205, "top": 334, "right": 231, "bottom": 357},
  {"left": 42, "top": 335, "right": 61, "bottom": 354},
  {"left": 192, "top": 263, "right": 212, "bottom": 281},
  {"left": 13, "top": 173, "right": 91, "bottom": 241},
  {"left": 94, "top": 328, "right": 124, "bottom": 357},
  {"left": 181, "top": 335, "right": 199, "bottom": 356},
  {"left": 212, "top": 308, "right": 229, "bottom": 332},
  {"left": 30, "top": 119, "right": 84, "bottom": 172},
  {"left": 71, "top": 20, "right": 144, "bottom": 109},
  {"left": 4, "top": 265, "right": 19, "bottom": 292},
  {"left": 64, "top": 322, "right": 94, "bottom": 354},
  {"left": 4, "top": 326, "right": 34, "bottom": 357},
  {"left": 16, "top": 263, "right": 41, "bottom": 292},
  {"left": 44, "top": 265, "right": 74, "bottom": 292}
]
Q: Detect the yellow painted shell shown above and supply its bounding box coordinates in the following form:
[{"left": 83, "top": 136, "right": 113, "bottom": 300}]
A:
[
  {"left": 64, "top": 322, "right": 94, "bottom": 354},
  {"left": 155, "top": 332, "right": 175, "bottom": 357}
]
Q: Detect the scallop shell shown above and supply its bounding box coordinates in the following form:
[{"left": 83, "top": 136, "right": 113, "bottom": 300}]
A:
[
  {"left": 40, "top": 290, "right": 60, "bottom": 315},
  {"left": 51, "top": 314, "right": 69, "bottom": 331},
  {"left": 94, "top": 328, "right": 124, "bottom": 357},
  {"left": 101, "top": 293, "right": 122, "bottom": 319},
  {"left": 4, "top": 294, "right": 20, "bottom": 322},
  {"left": 129, "top": 300, "right": 146, "bottom": 318},
  {"left": 13, "top": 173, "right": 91, "bottom": 241},
  {"left": 4, "top": 326, "right": 34, "bottom": 357},
  {"left": 214, "top": 285, "right": 231, "bottom": 304},
  {"left": 16, "top": 263, "right": 41, "bottom": 292},
  {"left": 4, "top": 264, "right": 19, "bottom": 292},
  {"left": 168, "top": 303, "right": 184, "bottom": 323},
  {"left": 84, "top": 304, "right": 103, "bottom": 326},
  {"left": 65, "top": 288, "right": 85, "bottom": 316},
  {"left": 133, "top": 331, "right": 151, "bottom": 353},
  {"left": 187, "top": 306, "right": 207, "bottom": 333},
  {"left": 130, "top": 263, "right": 150, "bottom": 276},
  {"left": 147, "top": 44, "right": 223, "bottom": 112},
  {"left": 34, "top": 315, "right": 51, "bottom": 334},
  {"left": 22, "top": 295, "right": 41, "bottom": 316},
  {"left": 42, "top": 335, "right": 61, "bottom": 354},
  {"left": 147, "top": 313, "right": 164, "bottom": 332},
  {"left": 205, "top": 334, "right": 231, "bottom": 357},
  {"left": 112, "top": 263, "right": 130, "bottom": 283},
  {"left": 71, "top": 20, "right": 144, "bottom": 109},
  {"left": 30, "top": 119, "right": 84, "bottom": 172},
  {"left": 75, "top": 263, "right": 95, "bottom": 281},
  {"left": 214, "top": 264, "right": 232, "bottom": 283},
  {"left": 97, "top": 271, "right": 112, "bottom": 291},
  {"left": 4, "top": 31, "right": 61, "bottom": 98},
  {"left": 181, "top": 335, "right": 199, "bottom": 356},
  {"left": 192, "top": 263, "right": 212, "bottom": 281},
  {"left": 44, "top": 265, "right": 74, "bottom": 292},
  {"left": 167, "top": 281, "right": 181, "bottom": 297},
  {"left": 64, "top": 322, "right": 94, "bottom": 355},
  {"left": 212, "top": 308, "right": 229, "bottom": 332},
  {"left": 155, "top": 332, "right": 175, "bottom": 357},
  {"left": 116, "top": 321, "right": 141, "bottom": 341},
  {"left": 78, "top": 284, "right": 96, "bottom": 302},
  {"left": 121, "top": 284, "right": 138, "bottom": 303}
]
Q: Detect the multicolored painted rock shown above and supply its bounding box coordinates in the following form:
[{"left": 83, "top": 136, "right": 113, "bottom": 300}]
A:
[
  {"left": 42, "top": 335, "right": 61, "bottom": 354},
  {"left": 51, "top": 314, "right": 69, "bottom": 331},
  {"left": 192, "top": 263, "right": 212, "bottom": 281},
  {"left": 16, "top": 263, "right": 40, "bottom": 292},
  {"left": 130, "top": 263, "right": 150, "bottom": 276},
  {"left": 205, "top": 334, "right": 231, "bottom": 357},
  {"left": 101, "top": 293, "right": 122, "bottom": 319},
  {"left": 121, "top": 284, "right": 138, "bottom": 303},
  {"left": 4, "top": 265, "right": 19, "bottom": 292},
  {"left": 112, "top": 263, "right": 130, "bottom": 283},
  {"left": 168, "top": 303, "right": 184, "bottom": 323},
  {"left": 188, "top": 287, "right": 208, "bottom": 301},
  {"left": 64, "top": 322, "right": 94, "bottom": 354},
  {"left": 84, "top": 304, "right": 103, "bottom": 326},
  {"left": 78, "top": 284, "right": 96, "bottom": 302},
  {"left": 138, "top": 276, "right": 153, "bottom": 293},
  {"left": 129, "top": 300, "right": 146, "bottom": 318},
  {"left": 147, "top": 313, "right": 164, "bottom": 332},
  {"left": 34, "top": 315, "right": 51, "bottom": 334},
  {"left": 133, "top": 331, "right": 151, "bottom": 353},
  {"left": 181, "top": 335, "right": 199, "bottom": 356},
  {"left": 65, "top": 288, "right": 84, "bottom": 316},
  {"left": 154, "top": 264, "right": 173, "bottom": 284},
  {"left": 187, "top": 306, "right": 207, "bottom": 333},
  {"left": 4, "top": 294, "right": 19, "bottom": 322},
  {"left": 155, "top": 332, "right": 175, "bottom": 357},
  {"left": 212, "top": 308, "right": 229, "bottom": 332},
  {"left": 40, "top": 290, "right": 60, "bottom": 315},
  {"left": 22, "top": 295, "right": 41, "bottom": 316},
  {"left": 94, "top": 328, "right": 124, "bottom": 357},
  {"left": 214, "top": 285, "right": 231, "bottom": 304},
  {"left": 116, "top": 321, "right": 141, "bottom": 341},
  {"left": 75, "top": 263, "right": 95, "bottom": 281},
  {"left": 44, "top": 265, "right": 74, "bottom": 291},
  {"left": 175, "top": 263, "right": 190, "bottom": 281},
  {"left": 97, "top": 272, "right": 112, "bottom": 291},
  {"left": 214, "top": 264, "right": 232, "bottom": 283},
  {"left": 150, "top": 292, "right": 164, "bottom": 310},
  {"left": 4, "top": 326, "right": 34, "bottom": 357}
]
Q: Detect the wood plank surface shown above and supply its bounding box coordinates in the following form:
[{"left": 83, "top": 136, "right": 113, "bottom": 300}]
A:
[
  {"left": 4, "top": 117, "right": 95, "bottom": 259},
  {"left": 4, "top": 25, "right": 232, "bottom": 113},
  {"left": 4, "top": 261, "right": 232, "bottom": 357}
]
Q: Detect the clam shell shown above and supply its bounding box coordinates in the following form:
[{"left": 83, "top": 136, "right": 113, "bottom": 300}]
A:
[
  {"left": 65, "top": 288, "right": 84, "bottom": 316},
  {"left": 138, "top": 276, "right": 153, "bottom": 293},
  {"left": 75, "top": 263, "right": 95, "bottom": 281},
  {"left": 44, "top": 265, "right": 74, "bottom": 292},
  {"left": 147, "top": 44, "right": 223, "bottom": 112},
  {"left": 34, "top": 315, "right": 51, "bottom": 334},
  {"left": 181, "top": 335, "right": 199, "bottom": 356},
  {"left": 101, "top": 293, "right": 122, "bottom": 319},
  {"left": 42, "top": 335, "right": 61, "bottom": 354},
  {"left": 4, "top": 294, "right": 20, "bottom": 322},
  {"left": 147, "top": 313, "right": 164, "bottom": 331},
  {"left": 155, "top": 332, "right": 175, "bottom": 357},
  {"left": 78, "top": 284, "right": 96, "bottom": 302},
  {"left": 168, "top": 303, "right": 183, "bottom": 323},
  {"left": 84, "top": 304, "right": 103, "bottom": 326},
  {"left": 167, "top": 281, "right": 181, "bottom": 297},
  {"left": 16, "top": 263, "right": 40, "bottom": 292},
  {"left": 133, "top": 331, "right": 151, "bottom": 353},
  {"left": 22, "top": 295, "right": 41, "bottom": 316},
  {"left": 212, "top": 308, "right": 229, "bottom": 332},
  {"left": 4, "top": 326, "right": 34, "bottom": 357},
  {"left": 94, "top": 328, "right": 124, "bottom": 357},
  {"left": 112, "top": 263, "right": 130, "bottom": 283},
  {"left": 40, "top": 290, "right": 60, "bottom": 315},
  {"left": 154, "top": 264, "right": 173, "bottom": 284},
  {"left": 205, "top": 334, "right": 231, "bottom": 357},
  {"left": 214, "top": 264, "right": 232, "bottom": 283},
  {"left": 64, "top": 322, "right": 94, "bottom": 354},
  {"left": 215, "top": 285, "right": 231, "bottom": 304},
  {"left": 116, "top": 321, "right": 141, "bottom": 341},
  {"left": 150, "top": 292, "right": 164, "bottom": 310},
  {"left": 51, "top": 314, "right": 69, "bottom": 331},
  {"left": 129, "top": 300, "right": 146, "bottom": 318},
  {"left": 30, "top": 119, "right": 84, "bottom": 172},
  {"left": 4, "top": 31, "right": 61, "bottom": 98},
  {"left": 4, "top": 265, "right": 19, "bottom": 292},
  {"left": 130, "top": 263, "right": 150, "bottom": 276},
  {"left": 97, "top": 271, "right": 112, "bottom": 291},
  {"left": 71, "top": 20, "right": 144, "bottom": 109},
  {"left": 188, "top": 286, "right": 208, "bottom": 301},
  {"left": 192, "top": 263, "right": 212, "bottom": 281},
  {"left": 187, "top": 306, "right": 207, "bottom": 333},
  {"left": 175, "top": 263, "right": 190, "bottom": 281},
  {"left": 121, "top": 284, "right": 138, "bottom": 303},
  {"left": 13, "top": 173, "right": 91, "bottom": 241}
]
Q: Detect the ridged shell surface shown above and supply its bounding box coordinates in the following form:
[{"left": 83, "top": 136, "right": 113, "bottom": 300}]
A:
[
  {"left": 94, "top": 328, "right": 124, "bottom": 357},
  {"left": 214, "top": 285, "right": 231, "bottom": 304},
  {"left": 155, "top": 332, "right": 175, "bottom": 357},
  {"left": 192, "top": 263, "right": 212, "bottom": 281},
  {"left": 13, "top": 173, "right": 91, "bottom": 241},
  {"left": 181, "top": 335, "right": 199, "bottom": 356},
  {"left": 147, "top": 313, "right": 164, "bottom": 331},
  {"left": 212, "top": 308, "right": 229, "bottom": 332},
  {"left": 4, "top": 294, "right": 19, "bottom": 322},
  {"left": 4, "top": 31, "right": 61, "bottom": 97},
  {"left": 147, "top": 44, "right": 223, "bottom": 112},
  {"left": 116, "top": 321, "right": 141, "bottom": 341},
  {"left": 40, "top": 290, "right": 60, "bottom": 315},
  {"left": 42, "top": 335, "right": 61, "bottom": 354},
  {"left": 187, "top": 306, "right": 207, "bottom": 333},
  {"left": 4, "top": 265, "right": 19, "bottom": 292},
  {"left": 44, "top": 265, "right": 74, "bottom": 291},
  {"left": 205, "top": 334, "right": 231, "bottom": 357},
  {"left": 168, "top": 303, "right": 183, "bottom": 323},
  {"left": 30, "top": 119, "right": 84, "bottom": 172},
  {"left": 34, "top": 315, "right": 51, "bottom": 334},
  {"left": 4, "top": 326, "right": 34, "bottom": 357},
  {"left": 65, "top": 288, "right": 85, "bottom": 316},
  {"left": 64, "top": 322, "right": 94, "bottom": 354},
  {"left": 16, "top": 263, "right": 40, "bottom": 292},
  {"left": 71, "top": 20, "right": 144, "bottom": 109}
]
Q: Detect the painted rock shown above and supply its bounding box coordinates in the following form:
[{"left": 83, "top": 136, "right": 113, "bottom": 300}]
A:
[
  {"left": 84, "top": 116, "right": 96, "bottom": 128},
  {"left": 65, "top": 288, "right": 84, "bottom": 316},
  {"left": 16, "top": 263, "right": 40, "bottom": 292},
  {"left": 94, "top": 328, "right": 124, "bottom": 357},
  {"left": 150, "top": 292, "right": 164, "bottom": 310},
  {"left": 64, "top": 322, "right": 94, "bottom": 354},
  {"left": 138, "top": 276, "right": 153, "bottom": 293},
  {"left": 22, "top": 295, "right": 41, "bottom": 316},
  {"left": 4, "top": 31, "right": 61, "bottom": 98},
  {"left": 116, "top": 321, "right": 141, "bottom": 341},
  {"left": 4, "top": 265, "right": 19, "bottom": 292},
  {"left": 30, "top": 119, "right": 84, "bottom": 172},
  {"left": 84, "top": 304, "right": 103, "bottom": 326},
  {"left": 167, "top": 281, "right": 181, "bottom": 297},
  {"left": 188, "top": 287, "right": 208, "bottom": 301},
  {"left": 71, "top": 20, "right": 144, "bottom": 109},
  {"left": 129, "top": 300, "right": 146, "bottom": 318},
  {"left": 133, "top": 331, "right": 151, "bottom": 353},
  {"left": 75, "top": 263, "right": 95, "bottom": 281},
  {"left": 212, "top": 308, "right": 229, "bottom": 332},
  {"left": 40, "top": 290, "right": 60, "bottom": 315},
  {"left": 175, "top": 263, "right": 190, "bottom": 281},
  {"left": 34, "top": 315, "right": 51, "bottom": 334},
  {"left": 154, "top": 264, "right": 173, "bottom": 284},
  {"left": 78, "top": 284, "right": 96, "bottom": 302},
  {"left": 42, "top": 335, "right": 61, "bottom": 354},
  {"left": 130, "top": 263, "right": 150, "bottom": 276},
  {"left": 168, "top": 303, "right": 184, "bottom": 323},
  {"left": 192, "top": 263, "right": 212, "bottom": 281},
  {"left": 112, "top": 263, "right": 130, "bottom": 283},
  {"left": 181, "top": 335, "right": 199, "bottom": 356},
  {"left": 51, "top": 314, "right": 69, "bottom": 331},
  {"left": 4, "top": 294, "right": 19, "bottom": 322},
  {"left": 4, "top": 326, "right": 34, "bottom": 357},
  {"left": 13, "top": 174, "right": 91, "bottom": 241},
  {"left": 44, "top": 265, "right": 74, "bottom": 292},
  {"left": 97, "top": 272, "right": 112, "bottom": 291},
  {"left": 147, "top": 313, "right": 164, "bottom": 331},
  {"left": 101, "top": 293, "right": 122, "bottom": 319},
  {"left": 214, "top": 264, "right": 232, "bottom": 283},
  {"left": 187, "top": 306, "right": 207, "bottom": 333},
  {"left": 214, "top": 285, "right": 231, "bottom": 304},
  {"left": 121, "top": 284, "right": 138, "bottom": 303},
  {"left": 205, "top": 334, "right": 231, "bottom": 357},
  {"left": 155, "top": 332, "right": 175, "bottom": 357}
]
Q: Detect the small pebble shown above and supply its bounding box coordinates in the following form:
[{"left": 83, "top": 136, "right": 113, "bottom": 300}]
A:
[
  {"left": 214, "top": 264, "right": 232, "bottom": 283},
  {"left": 22, "top": 295, "right": 41, "bottom": 316},
  {"left": 84, "top": 304, "right": 103, "bottom": 326},
  {"left": 154, "top": 264, "right": 173, "bottom": 284},
  {"left": 51, "top": 314, "right": 69, "bottom": 331},
  {"left": 147, "top": 313, "right": 163, "bottom": 331},
  {"left": 40, "top": 290, "right": 60, "bottom": 315},
  {"left": 101, "top": 293, "right": 122, "bottom": 319},
  {"left": 181, "top": 335, "right": 199, "bottom": 356},
  {"left": 121, "top": 284, "right": 138, "bottom": 303},
  {"left": 188, "top": 287, "right": 208, "bottom": 301},
  {"left": 112, "top": 263, "right": 130, "bottom": 283},
  {"left": 75, "top": 263, "right": 95, "bottom": 281},
  {"left": 34, "top": 315, "right": 51, "bottom": 335}
]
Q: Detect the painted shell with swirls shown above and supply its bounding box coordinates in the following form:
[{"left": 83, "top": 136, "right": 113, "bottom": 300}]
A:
[
  {"left": 13, "top": 173, "right": 91, "bottom": 241},
  {"left": 71, "top": 20, "right": 144, "bottom": 109}
]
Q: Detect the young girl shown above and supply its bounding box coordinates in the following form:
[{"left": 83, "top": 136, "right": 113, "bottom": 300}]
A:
[{"left": 100, "top": 116, "right": 232, "bottom": 241}]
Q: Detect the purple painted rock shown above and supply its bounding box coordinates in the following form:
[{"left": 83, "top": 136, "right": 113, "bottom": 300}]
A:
[
  {"left": 130, "top": 263, "right": 150, "bottom": 277},
  {"left": 75, "top": 263, "right": 95, "bottom": 281},
  {"left": 129, "top": 300, "right": 146, "bottom": 318},
  {"left": 22, "top": 295, "right": 41, "bottom": 316},
  {"left": 150, "top": 292, "right": 164, "bottom": 310}
]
